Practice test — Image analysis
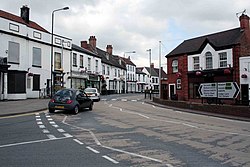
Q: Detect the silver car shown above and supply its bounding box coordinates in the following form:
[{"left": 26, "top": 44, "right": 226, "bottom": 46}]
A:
[{"left": 84, "top": 88, "right": 100, "bottom": 102}]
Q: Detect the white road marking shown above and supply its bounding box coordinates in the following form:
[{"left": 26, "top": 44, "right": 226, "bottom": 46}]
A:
[
  {"left": 102, "top": 155, "right": 119, "bottom": 164},
  {"left": 36, "top": 118, "right": 41, "bottom": 121},
  {"left": 42, "top": 129, "right": 50, "bottom": 133},
  {"left": 39, "top": 125, "right": 46, "bottom": 129},
  {"left": 46, "top": 115, "right": 51, "bottom": 118},
  {"left": 47, "top": 118, "right": 53, "bottom": 121},
  {"left": 52, "top": 124, "right": 59, "bottom": 128},
  {"left": 47, "top": 135, "right": 56, "bottom": 139},
  {"left": 73, "top": 139, "right": 84, "bottom": 145},
  {"left": 63, "top": 133, "right": 73, "bottom": 138},
  {"left": 121, "top": 99, "right": 127, "bottom": 102},
  {"left": 35, "top": 115, "right": 40, "bottom": 118},
  {"left": 120, "top": 108, "right": 123, "bottom": 111},
  {"left": 86, "top": 146, "right": 100, "bottom": 153},
  {"left": 0, "top": 136, "right": 72, "bottom": 148},
  {"left": 101, "top": 99, "right": 107, "bottom": 101},
  {"left": 37, "top": 122, "right": 43, "bottom": 125},
  {"left": 111, "top": 99, "right": 117, "bottom": 101},
  {"left": 131, "top": 100, "right": 137, "bottom": 102},
  {"left": 57, "top": 129, "right": 65, "bottom": 133},
  {"left": 49, "top": 121, "right": 56, "bottom": 124}
]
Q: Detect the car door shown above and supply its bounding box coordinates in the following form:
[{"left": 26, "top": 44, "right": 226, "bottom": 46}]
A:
[{"left": 76, "top": 91, "right": 91, "bottom": 109}]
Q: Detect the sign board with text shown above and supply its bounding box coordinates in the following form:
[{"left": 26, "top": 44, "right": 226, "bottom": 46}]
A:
[{"left": 198, "top": 82, "right": 239, "bottom": 99}]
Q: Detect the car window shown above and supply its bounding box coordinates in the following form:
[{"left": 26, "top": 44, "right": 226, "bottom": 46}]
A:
[
  {"left": 84, "top": 88, "right": 97, "bottom": 93},
  {"left": 55, "top": 89, "right": 73, "bottom": 97}
]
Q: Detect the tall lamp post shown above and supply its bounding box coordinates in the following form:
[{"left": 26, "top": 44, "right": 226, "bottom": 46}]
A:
[
  {"left": 146, "top": 49, "right": 152, "bottom": 89},
  {"left": 123, "top": 51, "right": 136, "bottom": 58},
  {"left": 50, "top": 6, "right": 69, "bottom": 97}
]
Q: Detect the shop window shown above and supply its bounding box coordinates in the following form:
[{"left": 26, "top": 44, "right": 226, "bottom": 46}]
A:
[
  {"left": 8, "top": 71, "right": 25, "bottom": 93},
  {"left": 172, "top": 59, "right": 178, "bottom": 73},
  {"left": 176, "top": 79, "right": 181, "bottom": 89}
]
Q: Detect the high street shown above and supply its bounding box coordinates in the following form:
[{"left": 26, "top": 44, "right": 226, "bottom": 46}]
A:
[{"left": 0, "top": 94, "right": 250, "bottom": 166}]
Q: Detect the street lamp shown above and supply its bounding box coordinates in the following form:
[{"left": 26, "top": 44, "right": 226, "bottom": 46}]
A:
[
  {"left": 146, "top": 49, "right": 151, "bottom": 89},
  {"left": 50, "top": 6, "right": 69, "bottom": 97},
  {"left": 123, "top": 51, "right": 136, "bottom": 58}
]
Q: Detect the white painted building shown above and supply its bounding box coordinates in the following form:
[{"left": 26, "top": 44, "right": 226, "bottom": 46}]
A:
[
  {"left": 0, "top": 6, "right": 72, "bottom": 100},
  {"left": 239, "top": 56, "right": 250, "bottom": 103}
]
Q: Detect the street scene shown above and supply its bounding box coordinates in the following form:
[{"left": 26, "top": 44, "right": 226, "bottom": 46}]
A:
[
  {"left": 1, "top": 0, "right": 250, "bottom": 166},
  {"left": 0, "top": 94, "right": 250, "bottom": 166}
]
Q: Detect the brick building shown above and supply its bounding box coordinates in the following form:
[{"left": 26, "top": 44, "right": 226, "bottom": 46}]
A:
[{"left": 165, "top": 14, "right": 250, "bottom": 104}]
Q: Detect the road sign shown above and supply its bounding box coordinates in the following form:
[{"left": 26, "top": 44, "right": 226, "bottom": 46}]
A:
[
  {"left": 217, "top": 82, "right": 239, "bottom": 98},
  {"left": 198, "top": 83, "right": 217, "bottom": 98},
  {"left": 198, "top": 82, "right": 240, "bottom": 99}
]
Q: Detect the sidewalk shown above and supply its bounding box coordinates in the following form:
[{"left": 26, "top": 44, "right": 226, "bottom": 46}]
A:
[{"left": 0, "top": 99, "right": 49, "bottom": 117}]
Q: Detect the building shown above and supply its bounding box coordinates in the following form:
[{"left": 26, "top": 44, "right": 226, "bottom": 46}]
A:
[
  {"left": 0, "top": 6, "right": 72, "bottom": 100},
  {"left": 166, "top": 13, "right": 250, "bottom": 104},
  {"left": 121, "top": 56, "right": 136, "bottom": 93},
  {"left": 136, "top": 67, "right": 146, "bottom": 92}
]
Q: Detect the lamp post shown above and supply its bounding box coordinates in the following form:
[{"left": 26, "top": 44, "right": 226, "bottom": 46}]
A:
[
  {"left": 146, "top": 49, "right": 152, "bottom": 89},
  {"left": 123, "top": 51, "right": 136, "bottom": 58},
  {"left": 159, "top": 41, "right": 161, "bottom": 99},
  {"left": 50, "top": 6, "right": 69, "bottom": 97}
]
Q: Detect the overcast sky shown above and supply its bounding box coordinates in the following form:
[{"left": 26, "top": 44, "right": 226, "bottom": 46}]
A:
[{"left": 1, "top": 0, "right": 250, "bottom": 68}]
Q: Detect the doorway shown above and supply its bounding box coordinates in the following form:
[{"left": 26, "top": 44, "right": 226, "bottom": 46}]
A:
[
  {"left": 241, "top": 84, "right": 249, "bottom": 105},
  {"left": 169, "top": 84, "right": 175, "bottom": 100}
]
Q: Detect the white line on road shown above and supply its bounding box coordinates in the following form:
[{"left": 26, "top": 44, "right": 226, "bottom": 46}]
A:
[
  {"left": 121, "top": 99, "right": 127, "bottom": 102},
  {"left": 47, "top": 135, "right": 56, "bottom": 139},
  {"left": 37, "top": 121, "right": 43, "bottom": 125},
  {"left": 39, "top": 125, "right": 46, "bottom": 129},
  {"left": 46, "top": 115, "right": 51, "bottom": 118},
  {"left": 73, "top": 139, "right": 84, "bottom": 145},
  {"left": 57, "top": 129, "right": 65, "bottom": 133},
  {"left": 42, "top": 129, "right": 50, "bottom": 133},
  {"left": 63, "top": 133, "right": 73, "bottom": 138},
  {"left": 47, "top": 118, "right": 53, "bottom": 121},
  {"left": 102, "top": 155, "right": 119, "bottom": 164},
  {"left": 0, "top": 136, "right": 72, "bottom": 148},
  {"left": 49, "top": 121, "right": 56, "bottom": 124},
  {"left": 52, "top": 124, "right": 59, "bottom": 128},
  {"left": 35, "top": 115, "right": 40, "bottom": 118},
  {"left": 86, "top": 146, "right": 100, "bottom": 153},
  {"left": 36, "top": 118, "right": 41, "bottom": 121}
]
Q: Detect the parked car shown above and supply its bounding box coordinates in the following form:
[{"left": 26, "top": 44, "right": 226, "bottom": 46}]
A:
[
  {"left": 84, "top": 88, "right": 100, "bottom": 102},
  {"left": 48, "top": 88, "right": 93, "bottom": 114}
]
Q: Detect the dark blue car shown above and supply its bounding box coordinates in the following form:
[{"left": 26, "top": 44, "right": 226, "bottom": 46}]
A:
[{"left": 48, "top": 88, "right": 93, "bottom": 114}]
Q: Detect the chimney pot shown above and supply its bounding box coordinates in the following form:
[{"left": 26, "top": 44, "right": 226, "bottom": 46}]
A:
[
  {"left": 106, "top": 45, "right": 113, "bottom": 55},
  {"left": 240, "top": 14, "right": 250, "bottom": 30},
  {"left": 20, "top": 5, "right": 30, "bottom": 24},
  {"left": 81, "top": 41, "right": 88, "bottom": 49},
  {"left": 89, "top": 36, "right": 97, "bottom": 50}
]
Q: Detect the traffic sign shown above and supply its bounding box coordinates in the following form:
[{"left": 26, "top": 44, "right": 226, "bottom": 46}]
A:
[
  {"left": 217, "top": 82, "right": 239, "bottom": 98},
  {"left": 198, "top": 83, "right": 217, "bottom": 98}
]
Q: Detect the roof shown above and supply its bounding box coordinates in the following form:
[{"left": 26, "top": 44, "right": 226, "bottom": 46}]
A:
[
  {"left": 0, "top": 10, "right": 49, "bottom": 33},
  {"left": 154, "top": 68, "right": 167, "bottom": 78},
  {"left": 120, "top": 57, "right": 136, "bottom": 66},
  {"left": 136, "top": 68, "right": 146, "bottom": 75},
  {"left": 72, "top": 44, "right": 101, "bottom": 58},
  {"left": 96, "top": 48, "right": 126, "bottom": 70},
  {"left": 143, "top": 67, "right": 167, "bottom": 78},
  {"left": 145, "top": 67, "right": 158, "bottom": 77},
  {"left": 166, "top": 28, "right": 242, "bottom": 57}
]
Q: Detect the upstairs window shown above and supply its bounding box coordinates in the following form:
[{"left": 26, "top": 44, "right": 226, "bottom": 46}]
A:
[
  {"left": 73, "top": 53, "right": 77, "bottom": 66},
  {"left": 87, "top": 58, "right": 91, "bottom": 71},
  {"left": 107, "top": 66, "right": 110, "bottom": 75},
  {"left": 8, "top": 41, "right": 20, "bottom": 64},
  {"left": 193, "top": 56, "right": 199, "bottom": 70},
  {"left": 80, "top": 55, "right": 83, "bottom": 67},
  {"left": 172, "top": 59, "right": 178, "bottom": 73},
  {"left": 95, "top": 60, "right": 98, "bottom": 73},
  {"left": 33, "top": 47, "right": 41, "bottom": 67},
  {"left": 54, "top": 52, "right": 62, "bottom": 70},
  {"left": 219, "top": 52, "right": 227, "bottom": 68},
  {"left": 102, "top": 65, "right": 105, "bottom": 75},
  {"left": 205, "top": 52, "right": 213, "bottom": 69}
]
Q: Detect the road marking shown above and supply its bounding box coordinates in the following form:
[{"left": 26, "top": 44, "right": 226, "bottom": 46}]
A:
[
  {"left": 121, "top": 99, "right": 127, "bottom": 102},
  {"left": 73, "top": 139, "right": 84, "bottom": 145},
  {"left": 36, "top": 118, "right": 41, "bottom": 121},
  {"left": 101, "top": 99, "right": 107, "bottom": 101},
  {"left": 47, "top": 135, "right": 56, "bottom": 139},
  {"left": 102, "top": 155, "right": 119, "bottom": 164},
  {"left": 131, "top": 100, "right": 137, "bottom": 102},
  {"left": 46, "top": 115, "right": 51, "bottom": 118},
  {"left": 52, "top": 124, "right": 59, "bottom": 128},
  {"left": 35, "top": 115, "right": 40, "bottom": 118},
  {"left": 0, "top": 136, "right": 72, "bottom": 148},
  {"left": 86, "top": 146, "right": 100, "bottom": 153},
  {"left": 57, "top": 129, "right": 65, "bottom": 133},
  {"left": 49, "top": 121, "right": 56, "bottom": 124},
  {"left": 39, "top": 125, "right": 46, "bottom": 129},
  {"left": 37, "top": 122, "right": 43, "bottom": 125},
  {"left": 42, "top": 129, "right": 50, "bottom": 133},
  {"left": 111, "top": 99, "right": 117, "bottom": 101},
  {"left": 47, "top": 118, "right": 53, "bottom": 121},
  {"left": 63, "top": 133, "right": 73, "bottom": 138}
]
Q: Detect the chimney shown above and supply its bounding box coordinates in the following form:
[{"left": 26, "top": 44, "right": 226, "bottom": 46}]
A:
[
  {"left": 20, "top": 5, "right": 30, "bottom": 24},
  {"left": 128, "top": 56, "right": 130, "bottom": 60},
  {"left": 89, "top": 36, "right": 96, "bottom": 49},
  {"left": 80, "top": 41, "right": 88, "bottom": 49},
  {"left": 240, "top": 14, "right": 249, "bottom": 30},
  {"left": 150, "top": 63, "right": 154, "bottom": 69},
  {"left": 106, "top": 45, "right": 113, "bottom": 55}
]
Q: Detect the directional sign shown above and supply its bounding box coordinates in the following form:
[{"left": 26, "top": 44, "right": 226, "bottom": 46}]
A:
[
  {"left": 217, "top": 82, "right": 239, "bottom": 98},
  {"left": 198, "top": 83, "right": 217, "bottom": 98},
  {"left": 199, "top": 82, "right": 240, "bottom": 99}
]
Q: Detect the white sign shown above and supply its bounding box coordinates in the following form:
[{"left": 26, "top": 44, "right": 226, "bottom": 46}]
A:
[
  {"left": 217, "top": 82, "right": 239, "bottom": 98},
  {"left": 198, "top": 83, "right": 217, "bottom": 98},
  {"left": 198, "top": 82, "right": 240, "bottom": 99}
]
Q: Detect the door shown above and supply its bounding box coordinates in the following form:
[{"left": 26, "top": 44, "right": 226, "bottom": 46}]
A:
[
  {"left": 241, "top": 84, "right": 249, "bottom": 105},
  {"left": 169, "top": 84, "right": 175, "bottom": 100}
]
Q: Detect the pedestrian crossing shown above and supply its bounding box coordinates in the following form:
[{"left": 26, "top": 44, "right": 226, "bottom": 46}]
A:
[{"left": 101, "top": 98, "right": 142, "bottom": 102}]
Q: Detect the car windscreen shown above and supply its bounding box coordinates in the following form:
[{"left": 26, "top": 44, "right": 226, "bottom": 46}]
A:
[{"left": 84, "top": 88, "right": 96, "bottom": 93}]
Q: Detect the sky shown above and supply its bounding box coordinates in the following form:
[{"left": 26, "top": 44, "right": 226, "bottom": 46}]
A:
[{"left": 1, "top": 0, "right": 250, "bottom": 69}]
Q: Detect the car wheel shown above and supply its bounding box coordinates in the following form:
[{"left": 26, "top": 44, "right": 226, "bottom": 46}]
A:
[
  {"left": 89, "top": 102, "right": 93, "bottom": 111},
  {"left": 73, "top": 105, "right": 79, "bottom": 115},
  {"left": 49, "top": 108, "right": 55, "bottom": 113}
]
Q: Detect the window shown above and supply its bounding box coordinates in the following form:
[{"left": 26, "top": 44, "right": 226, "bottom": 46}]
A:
[
  {"left": 102, "top": 65, "right": 105, "bottom": 75},
  {"left": 80, "top": 55, "right": 83, "bottom": 67},
  {"left": 95, "top": 60, "right": 98, "bottom": 73},
  {"left": 193, "top": 56, "right": 199, "bottom": 70},
  {"left": 73, "top": 53, "right": 77, "bottom": 66},
  {"left": 54, "top": 52, "right": 62, "bottom": 70},
  {"left": 87, "top": 58, "right": 91, "bottom": 71},
  {"left": 8, "top": 71, "right": 26, "bottom": 93},
  {"left": 219, "top": 52, "right": 227, "bottom": 68},
  {"left": 115, "top": 69, "right": 117, "bottom": 77},
  {"left": 8, "top": 41, "right": 20, "bottom": 64},
  {"left": 118, "top": 70, "right": 120, "bottom": 77},
  {"left": 172, "top": 59, "right": 178, "bottom": 73},
  {"left": 107, "top": 66, "right": 110, "bottom": 75},
  {"left": 176, "top": 79, "right": 181, "bottom": 89},
  {"left": 205, "top": 52, "right": 213, "bottom": 69},
  {"left": 33, "top": 74, "right": 40, "bottom": 91},
  {"left": 33, "top": 47, "right": 41, "bottom": 67},
  {"left": 189, "top": 83, "right": 200, "bottom": 99}
]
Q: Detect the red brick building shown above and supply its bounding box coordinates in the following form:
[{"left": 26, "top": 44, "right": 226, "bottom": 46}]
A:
[{"left": 165, "top": 14, "right": 250, "bottom": 104}]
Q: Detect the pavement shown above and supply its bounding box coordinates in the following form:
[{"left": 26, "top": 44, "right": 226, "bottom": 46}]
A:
[{"left": 0, "top": 97, "right": 250, "bottom": 122}]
